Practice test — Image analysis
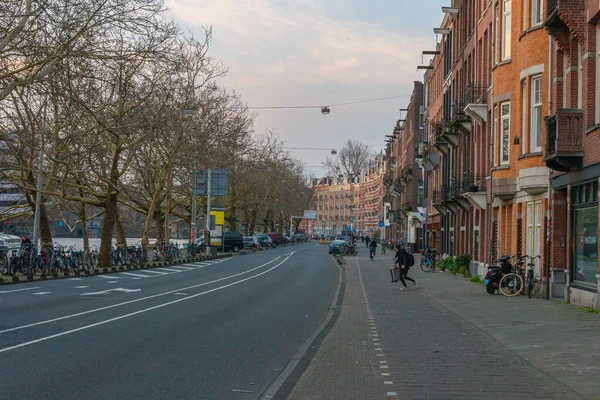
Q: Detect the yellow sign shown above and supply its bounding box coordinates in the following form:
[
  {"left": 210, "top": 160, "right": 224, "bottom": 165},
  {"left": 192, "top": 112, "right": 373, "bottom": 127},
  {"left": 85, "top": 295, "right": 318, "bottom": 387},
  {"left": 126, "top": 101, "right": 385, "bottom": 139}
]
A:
[{"left": 211, "top": 210, "right": 224, "bottom": 226}]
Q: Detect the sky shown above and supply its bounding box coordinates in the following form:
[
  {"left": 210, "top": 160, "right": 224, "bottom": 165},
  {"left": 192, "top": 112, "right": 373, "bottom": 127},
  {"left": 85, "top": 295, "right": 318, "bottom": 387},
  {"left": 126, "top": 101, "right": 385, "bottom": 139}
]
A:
[{"left": 167, "top": 0, "right": 447, "bottom": 177}]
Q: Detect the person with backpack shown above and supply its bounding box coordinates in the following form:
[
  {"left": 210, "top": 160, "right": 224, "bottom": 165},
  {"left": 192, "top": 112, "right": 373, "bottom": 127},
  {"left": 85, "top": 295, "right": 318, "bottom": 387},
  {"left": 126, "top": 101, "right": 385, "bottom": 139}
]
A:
[
  {"left": 394, "top": 245, "right": 416, "bottom": 290},
  {"left": 369, "top": 239, "right": 377, "bottom": 261},
  {"left": 364, "top": 235, "right": 370, "bottom": 249}
]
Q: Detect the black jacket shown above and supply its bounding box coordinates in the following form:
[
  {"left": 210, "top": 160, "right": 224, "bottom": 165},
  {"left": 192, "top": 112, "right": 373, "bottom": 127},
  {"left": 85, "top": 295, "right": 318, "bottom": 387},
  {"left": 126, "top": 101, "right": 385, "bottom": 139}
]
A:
[{"left": 395, "top": 248, "right": 408, "bottom": 266}]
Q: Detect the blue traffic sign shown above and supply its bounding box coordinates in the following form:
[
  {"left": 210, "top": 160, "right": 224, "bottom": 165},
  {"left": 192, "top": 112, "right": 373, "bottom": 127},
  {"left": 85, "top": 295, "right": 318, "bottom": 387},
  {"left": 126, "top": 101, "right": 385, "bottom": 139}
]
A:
[
  {"left": 350, "top": 216, "right": 354, "bottom": 223},
  {"left": 369, "top": 228, "right": 374, "bottom": 232},
  {"left": 378, "top": 220, "right": 385, "bottom": 228}
]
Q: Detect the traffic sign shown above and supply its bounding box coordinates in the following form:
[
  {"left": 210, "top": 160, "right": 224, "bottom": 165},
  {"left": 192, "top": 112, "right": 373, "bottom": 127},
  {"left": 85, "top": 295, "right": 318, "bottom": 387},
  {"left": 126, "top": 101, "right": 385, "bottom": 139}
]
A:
[
  {"left": 193, "top": 169, "right": 229, "bottom": 196},
  {"left": 350, "top": 216, "right": 354, "bottom": 223},
  {"left": 378, "top": 220, "right": 384, "bottom": 228}
]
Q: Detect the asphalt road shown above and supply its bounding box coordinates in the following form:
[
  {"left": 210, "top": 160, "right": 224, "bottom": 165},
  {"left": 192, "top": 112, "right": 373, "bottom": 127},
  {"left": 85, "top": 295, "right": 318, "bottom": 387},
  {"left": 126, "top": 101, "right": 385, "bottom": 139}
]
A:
[{"left": 0, "top": 243, "right": 339, "bottom": 400}]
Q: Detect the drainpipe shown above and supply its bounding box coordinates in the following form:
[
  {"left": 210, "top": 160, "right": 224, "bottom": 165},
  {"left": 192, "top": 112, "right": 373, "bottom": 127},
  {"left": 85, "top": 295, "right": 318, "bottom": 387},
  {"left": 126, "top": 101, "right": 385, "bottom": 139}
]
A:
[
  {"left": 488, "top": 3, "right": 496, "bottom": 266},
  {"left": 546, "top": 36, "right": 553, "bottom": 300}
]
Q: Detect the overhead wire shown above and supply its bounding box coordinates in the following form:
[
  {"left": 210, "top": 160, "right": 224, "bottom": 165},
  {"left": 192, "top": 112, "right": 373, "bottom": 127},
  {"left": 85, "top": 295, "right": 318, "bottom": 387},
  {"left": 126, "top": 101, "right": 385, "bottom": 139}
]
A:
[{"left": 244, "top": 94, "right": 411, "bottom": 110}]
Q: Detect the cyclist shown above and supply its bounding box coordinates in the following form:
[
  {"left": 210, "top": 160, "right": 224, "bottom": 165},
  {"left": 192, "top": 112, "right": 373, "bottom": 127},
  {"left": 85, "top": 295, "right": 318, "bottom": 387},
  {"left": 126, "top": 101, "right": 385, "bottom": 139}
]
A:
[
  {"left": 364, "top": 235, "right": 370, "bottom": 249},
  {"left": 369, "top": 239, "right": 377, "bottom": 261},
  {"left": 21, "top": 235, "right": 32, "bottom": 246},
  {"left": 394, "top": 245, "right": 416, "bottom": 290}
]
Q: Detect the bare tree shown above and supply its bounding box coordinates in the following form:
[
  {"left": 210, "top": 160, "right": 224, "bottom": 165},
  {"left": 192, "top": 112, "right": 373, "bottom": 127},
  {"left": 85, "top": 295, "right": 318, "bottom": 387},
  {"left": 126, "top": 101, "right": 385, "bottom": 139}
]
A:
[{"left": 323, "top": 139, "right": 374, "bottom": 177}]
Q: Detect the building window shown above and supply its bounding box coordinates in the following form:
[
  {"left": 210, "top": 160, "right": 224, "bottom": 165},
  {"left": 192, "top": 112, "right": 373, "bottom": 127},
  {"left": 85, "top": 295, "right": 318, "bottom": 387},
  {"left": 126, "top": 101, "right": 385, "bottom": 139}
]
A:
[
  {"left": 571, "top": 181, "right": 599, "bottom": 287},
  {"left": 531, "top": 76, "right": 542, "bottom": 151},
  {"left": 417, "top": 180, "right": 424, "bottom": 206},
  {"left": 502, "top": 0, "right": 512, "bottom": 60},
  {"left": 531, "top": 0, "right": 542, "bottom": 26},
  {"left": 526, "top": 202, "right": 542, "bottom": 277},
  {"left": 500, "top": 102, "right": 510, "bottom": 164},
  {"left": 418, "top": 105, "right": 424, "bottom": 129},
  {"left": 522, "top": 80, "right": 527, "bottom": 154},
  {"left": 494, "top": 105, "right": 498, "bottom": 165}
]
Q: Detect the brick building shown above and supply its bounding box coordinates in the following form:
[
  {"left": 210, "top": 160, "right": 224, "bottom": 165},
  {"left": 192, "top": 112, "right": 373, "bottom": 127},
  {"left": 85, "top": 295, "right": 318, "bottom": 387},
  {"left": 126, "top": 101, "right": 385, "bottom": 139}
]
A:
[
  {"left": 491, "top": 0, "right": 551, "bottom": 290},
  {"left": 544, "top": 0, "right": 600, "bottom": 307},
  {"left": 385, "top": 81, "right": 424, "bottom": 252},
  {"left": 313, "top": 156, "right": 386, "bottom": 237}
]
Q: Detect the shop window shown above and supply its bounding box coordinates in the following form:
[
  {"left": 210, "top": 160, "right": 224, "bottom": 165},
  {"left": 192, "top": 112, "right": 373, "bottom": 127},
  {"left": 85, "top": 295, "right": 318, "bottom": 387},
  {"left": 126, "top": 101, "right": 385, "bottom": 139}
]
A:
[{"left": 571, "top": 182, "right": 599, "bottom": 287}]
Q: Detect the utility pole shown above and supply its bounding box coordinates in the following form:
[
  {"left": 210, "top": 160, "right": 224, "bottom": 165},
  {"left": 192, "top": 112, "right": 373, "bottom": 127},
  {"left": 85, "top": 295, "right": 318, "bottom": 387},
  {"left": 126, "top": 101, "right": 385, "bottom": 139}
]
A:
[
  {"left": 205, "top": 169, "right": 212, "bottom": 255},
  {"left": 191, "top": 167, "right": 197, "bottom": 242},
  {"left": 32, "top": 92, "right": 47, "bottom": 248}
]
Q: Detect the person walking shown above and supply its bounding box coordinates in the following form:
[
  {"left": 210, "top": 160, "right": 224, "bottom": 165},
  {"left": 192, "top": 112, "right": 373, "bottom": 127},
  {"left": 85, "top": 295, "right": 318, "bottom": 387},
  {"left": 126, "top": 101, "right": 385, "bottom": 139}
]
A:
[
  {"left": 365, "top": 235, "right": 370, "bottom": 249},
  {"left": 369, "top": 239, "right": 377, "bottom": 261},
  {"left": 394, "top": 245, "right": 416, "bottom": 290}
]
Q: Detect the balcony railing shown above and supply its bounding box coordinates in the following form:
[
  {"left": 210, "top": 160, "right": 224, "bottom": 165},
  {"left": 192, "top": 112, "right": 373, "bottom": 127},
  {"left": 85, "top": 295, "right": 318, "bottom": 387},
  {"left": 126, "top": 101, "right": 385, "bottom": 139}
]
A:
[
  {"left": 462, "top": 171, "right": 486, "bottom": 193},
  {"left": 546, "top": 115, "right": 557, "bottom": 154},
  {"left": 451, "top": 102, "right": 467, "bottom": 122},
  {"left": 464, "top": 83, "right": 486, "bottom": 104}
]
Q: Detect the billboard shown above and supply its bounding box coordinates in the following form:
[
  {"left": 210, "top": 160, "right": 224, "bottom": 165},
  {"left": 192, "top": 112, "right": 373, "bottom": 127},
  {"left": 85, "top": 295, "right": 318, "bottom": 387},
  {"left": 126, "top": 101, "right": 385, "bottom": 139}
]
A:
[{"left": 303, "top": 210, "right": 317, "bottom": 219}]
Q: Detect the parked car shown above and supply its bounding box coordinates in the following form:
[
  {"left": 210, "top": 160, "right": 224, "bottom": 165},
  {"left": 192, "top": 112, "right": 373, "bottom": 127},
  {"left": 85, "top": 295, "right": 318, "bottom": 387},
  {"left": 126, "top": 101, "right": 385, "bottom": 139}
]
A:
[
  {"left": 243, "top": 236, "right": 259, "bottom": 249},
  {"left": 328, "top": 240, "right": 346, "bottom": 254},
  {"left": 223, "top": 231, "right": 244, "bottom": 252},
  {"left": 266, "top": 232, "right": 283, "bottom": 245},
  {"left": 255, "top": 234, "right": 272, "bottom": 247}
]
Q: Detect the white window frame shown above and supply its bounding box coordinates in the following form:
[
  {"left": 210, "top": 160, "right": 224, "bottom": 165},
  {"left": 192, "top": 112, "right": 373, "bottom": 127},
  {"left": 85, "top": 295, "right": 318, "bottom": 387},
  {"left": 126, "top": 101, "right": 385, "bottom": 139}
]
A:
[
  {"left": 502, "top": 0, "right": 512, "bottom": 60},
  {"left": 531, "top": 0, "right": 542, "bottom": 27},
  {"left": 522, "top": 79, "right": 527, "bottom": 154},
  {"left": 494, "top": 105, "right": 499, "bottom": 166},
  {"left": 500, "top": 101, "right": 510, "bottom": 165},
  {"left": 526, "top": 201, "right": 542, "bottom": 278},
  {"left": 530, "top": 75, "right": 542, "bottom": 152}
]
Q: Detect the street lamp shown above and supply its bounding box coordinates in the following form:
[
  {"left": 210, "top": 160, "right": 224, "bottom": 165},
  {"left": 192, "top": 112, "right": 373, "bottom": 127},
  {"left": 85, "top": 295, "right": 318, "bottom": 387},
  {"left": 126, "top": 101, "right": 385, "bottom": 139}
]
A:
[{"left": 186, "top": 108, "right": 198, "bottom": 243}]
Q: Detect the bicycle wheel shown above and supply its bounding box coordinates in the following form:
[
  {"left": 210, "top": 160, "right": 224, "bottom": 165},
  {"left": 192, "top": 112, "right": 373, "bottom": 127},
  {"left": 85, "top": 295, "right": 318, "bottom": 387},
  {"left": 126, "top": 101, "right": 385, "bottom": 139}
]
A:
[
  {"left": 499, "top": 273, "right": 524, "bottom": 297},
  {"left": 526, "top": 272, "right": 534, "bottom": 298},
  {"left": 420, "top": 258, "right": 433, "bottom": 273}
]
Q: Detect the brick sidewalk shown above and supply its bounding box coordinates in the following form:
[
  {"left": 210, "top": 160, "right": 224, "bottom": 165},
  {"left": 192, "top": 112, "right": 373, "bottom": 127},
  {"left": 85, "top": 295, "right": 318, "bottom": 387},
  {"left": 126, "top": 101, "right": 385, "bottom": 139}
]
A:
[
  {"left": 287, "top": 251, "right": 597, "bottom": 399},
  {"left": 287, "top": 257, "right": 387, "bottom": 400}
]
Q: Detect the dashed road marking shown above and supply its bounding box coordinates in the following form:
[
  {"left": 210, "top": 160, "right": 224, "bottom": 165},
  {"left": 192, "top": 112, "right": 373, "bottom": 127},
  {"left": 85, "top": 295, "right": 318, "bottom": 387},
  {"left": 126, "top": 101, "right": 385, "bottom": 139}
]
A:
[
  {"left": 106, "top": 281, "right": 119, "bottom": 284},
  {"left": 384, "top": 381, "right": 393, "bottom": 385},
  {"left": 141, "top": 270, "right": 168, "bottom": 275},
  {"left": 120, "top": 272, "right": 154, "bottom": 278},
  {"left": 32, "top": 292, "right": 51, "bottom": 295},
  {"left": 156, "top": 268, "right": 182, "bottom": 273},
  {"left": 74, "top": 286, "right": 89, "bottom": 289},
  {"left": 98, "top": 275, "right": 118, "bottom": 279},
  {"left": 0, "top": 286, "right": 41, "bottom": 294}
]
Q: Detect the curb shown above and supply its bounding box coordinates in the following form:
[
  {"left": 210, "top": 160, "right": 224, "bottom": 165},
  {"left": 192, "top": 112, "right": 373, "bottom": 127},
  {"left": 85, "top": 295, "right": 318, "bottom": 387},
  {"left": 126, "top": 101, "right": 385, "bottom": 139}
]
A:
[{"left": 0, "top": 253, "right": 233, "bottom": 286}]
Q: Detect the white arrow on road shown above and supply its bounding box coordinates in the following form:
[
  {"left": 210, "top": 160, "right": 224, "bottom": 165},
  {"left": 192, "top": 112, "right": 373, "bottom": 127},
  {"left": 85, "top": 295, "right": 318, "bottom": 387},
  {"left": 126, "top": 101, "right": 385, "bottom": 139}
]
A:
[{"left": 81, "top": 288, "right": 141, "bottom": 296}]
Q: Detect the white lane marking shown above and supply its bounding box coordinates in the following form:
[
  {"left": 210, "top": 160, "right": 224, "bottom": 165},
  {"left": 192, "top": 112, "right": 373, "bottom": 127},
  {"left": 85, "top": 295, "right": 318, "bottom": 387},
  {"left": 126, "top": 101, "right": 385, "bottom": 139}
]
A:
[
  {"left": 0, "top": 257, "right": 280, "bottom": 334},
  {"left": 106, "top": 281, "right": 119, "bottom": 284},
  {"left": 0, "top": 286, "right": 41, "bottom": 294},
  {"left": 168, "top": 266, "right": 192, "bottom": 271},
  {"left": 380, "top": 366, "right": 388, "bottom": 369},
  {"left": 98, "top": 275, "right": 119, "bottom": 279},
  {"left": 120, "top": 272, "right": 153, "bottom": 278},
  {"left": 384, "top": 381, "right": 393, "bottom": 385},
  {"left": 32, "top": 292, "right": 51, "bottom": 295},
  {"left": 81, "top": 288, "right": 141, "bottom": 296},
  {"left": 379, "top": 361, "right": 387, "bottom": 364},
  {"left": 0, "top": 257, "right": 290, "bottom": 354},
  {"left": 377, "top": 354, "right": 384, "bottom": 357},
  {"left": 140, "top": 270, "right": 168, "bottom": 275},
  {"left": 375, "top": 348, "right": 382, "bottom": 351},
  {"left": 68, "top": 278, "right": 82, "bottom": 281},
  {"left": 386, "top": 392, "right": 398, "bottom": 398},
  {"left": 74, "top": 286, "right": 89, "bottom": 289},
  {"left": 156, "top": 268, "right": 181, "bottom": 273},
  {"left": 173, "top": 292, "right": 188, "bottom": 296},
  {"left": 381, "top": 373, "right": 390, "bottom": 377}
]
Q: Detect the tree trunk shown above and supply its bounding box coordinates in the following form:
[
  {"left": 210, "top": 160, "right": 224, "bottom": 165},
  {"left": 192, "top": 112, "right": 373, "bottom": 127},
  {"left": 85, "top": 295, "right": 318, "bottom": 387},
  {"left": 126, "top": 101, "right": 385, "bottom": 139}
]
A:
[
  {"left": 38, "top": 198, "right": 53, "bottom": 245},
  {"left": 98, "top": 155, "right": 120, "bottom": 269},
  {"left": 115, "top": 206, "right": 127, "bottom": 249},
  {"left": 78, "top": 201, "right": 89, "bottom": 252},
  {"left": 249, "top": 209, "right": 258, "bottom": 234},
  {"left": 142, "top": 195, "right": 162, "bottom": 247},
  {"left": 154, "top": 216, "right": 164, "bottom": 243}
]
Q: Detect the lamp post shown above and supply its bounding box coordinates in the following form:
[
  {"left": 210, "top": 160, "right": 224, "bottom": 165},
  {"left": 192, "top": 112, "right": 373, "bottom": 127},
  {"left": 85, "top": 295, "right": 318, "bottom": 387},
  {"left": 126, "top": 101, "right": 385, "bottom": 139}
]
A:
[{"left": 185, "top": 108, "right": 197, "bottom": 243}]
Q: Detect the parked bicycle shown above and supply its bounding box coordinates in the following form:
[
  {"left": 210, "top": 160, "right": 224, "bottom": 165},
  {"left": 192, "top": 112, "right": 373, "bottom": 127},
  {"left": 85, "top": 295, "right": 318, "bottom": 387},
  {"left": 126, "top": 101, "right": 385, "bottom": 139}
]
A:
[
  {"left": 420, "top": 246, "right": 438, "bottom": 273},
  {"left": 524, "top": 255, "right": 540, "bottom": 298},
  {"left": 498, "top": 256, "right": 526, "bottom": 297}
]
